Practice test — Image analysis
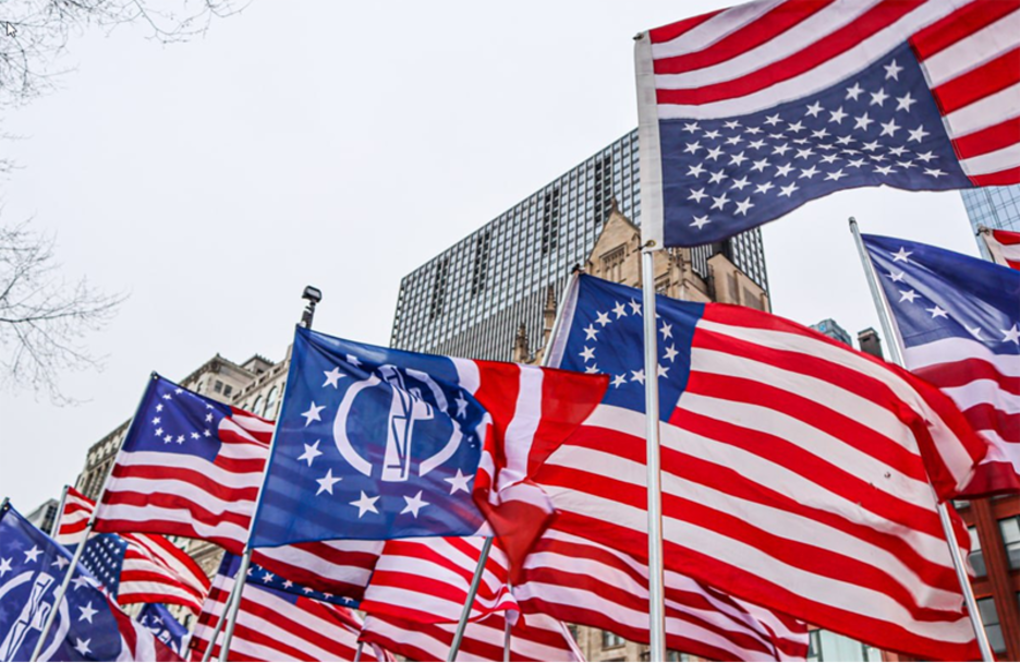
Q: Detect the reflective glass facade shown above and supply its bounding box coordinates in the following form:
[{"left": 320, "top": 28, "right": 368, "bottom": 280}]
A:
[
  {"left": 391, "top": 129, "right": 768, "bottom": 361},
  {"left": 960, "top": 184, "right": 1020, "bottom": 257}
]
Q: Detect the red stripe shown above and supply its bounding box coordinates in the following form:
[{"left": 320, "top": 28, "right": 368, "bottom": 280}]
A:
[
  {"left": 913, "top": 358, "right": 1020, "bottom": 397},
  {"left": 654, "top": 0, "right": 836, "bottom": 74},
  {"left": 108, "top": 463, "right": 260, "bottom": 502},
  {"left": 952, "top": 116, "right": 1020, "bottom": 160},
  {"left": 655, "top": 0, "right": 924, "bottom": 106},
  {"left": 649, "top": 7, "right": 726, "bottom": 44},
  {"left": 970, "top": 165, "right": 1020, "bottom": 186},
  {"left": 910, "top": 0, "right": 1017, "bottom": 61},
  {"left": 960, "top": 403, "right": 1020, "bottom": 443},
  {"left": 931, "top": 47, "right": 1020, "bottom": 115},
  {"left": 992, "top": 228, "right": 1020, "bottom": 246},
  {"left": 98, "top": 490, "right": 252, "bottom": 529}
]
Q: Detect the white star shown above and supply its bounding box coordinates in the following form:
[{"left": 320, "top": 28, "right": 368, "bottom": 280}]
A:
[
  {"left": 302, "top": 586, "right": 314, "bottom": 594},
  {"left": 887, "top": 270, "right": 905, "bottom": 282},
  {"left": 191, "top": 432, "right": 200, "bottom": 440},
  {"left": 23, "top": 546, "right": 42, "bottom": 564},
  {"left": 401, "top": 491, "right": 430, "bottom": 518},
  {"left": 847, "top": 158, "right": 866, "bottom": 168},
  {"left": 846, "top": 82, "right": 864, "bottom": 101},
  {"left": 628, "top": 299, "right": 642, "bottom": 315},
  {"left": 579, "top": 346, "right": 595, "bottom": 362},
  {"left": 908, "top": 125, "right": 930, "bottom": 143},
  {"left": 899, "top": 289, "right": 919, "bottom": 303},
  {"left": 630, "top": 369, "right": 646, "bottom": 384},
  {"left": 805, "top": 101, "right": 824, "bottom": 117},
  {"left": 799, "top": 165, "right": 820, "bottom": 179},
  {"left": 926, "top": 305, "right": 949, "bottom": 319},
  {"left": 829, "top": 106, "right": 848, "bottom": 124},
  {"left": 966, "top": 325, "right": 984, "bottom": 340},
  {"left": 322, "top": 367, "right": 346, "bottom": 388},
  {"left": 879, "top": 118, "right": 900, "bottom": 137},
  {"left": 861, "top": 140, "right": 881, "bottom": 152},
  {"left": 892, "top": 247, "right": 912, "bottom": 262},
  {"left": 611, "top": 374, "right": 627, "bottom": 389},
  {"left": 262, "top": 571, "right": 274, "bottom": 582},
  {"left": 723, "top": 120, "right": 741, "bottom": 129},
  {"left": 779, "top": 182, "right": 800, "bottom": 197},
  {"left": 154, "top": 427, "right": 163, "bottom": 436},
  {"left": 874, "top": 164, "right": 896, "bottom": 175},
  {"left": 444, "top": 469, "right": 474, "bottom": 494},
  {"left": 764, "top": 113, "right": 782, "bottom": 126},
  {"left": 690, "top": 215, "right": 711, "bottom": 230},
  {"left": 896, "top": 92, "right": 917, "bottom": 112},
  {"left": 725, "top": 135, "right": 744, "bottom": 146},
  {"left": 682, "top": 122, "right": 700, "bottom": 133},
  {"left": 155, "top": 403, "right": 163, "bottom": 412},
  {"left": 455, "top": 393, "right": 468, "bottom": 418},
  {"left": 346, "top": 354, "right": 362, "bottom": 368},
  {"left": 1001, "top": 324, "right": 1020, "bottom": 345},
  {"left": 297, "top": 439, "right": 323, "bottom": 467},
  {"left": 162, "top": 393, "right": 173, "bottom": 401},
  {"left": 744, "top": 125, "right": 762, "bottom": 135},
  {"left": 51, "top": 557, "right": 69, "bottom": 571},
  {"left": 870, "top": 88, "right": 889, "bottom": 107},
  {"left": 747, "top": 139, "right": 767, "bottom": 150},
  {"left": 775, "top": 163, "right": 795, "bottom": 177},
  {"left": 350, "top": 491, "right": 381, "bottom": 518},
  {"left": 888, "top": 145, "right": 908, "bottom": 156},
  {"left": 754, "top": 182, "right": 775, "bottom": 195},
  {"left": 688, "top": 187, "right": 708, "bottom": 203},
  {"left": 176, "top": 435, "right": 184, "bottom": 444},
  {"left": 897, "top": 159, "right": 915, "bottom": 170},
  {"left": 708, "top": 169, "right": 728, "bottom": 184},
  {"left": 301, "top": 402, "right": 325, "bottom": 426},
  {"left": 583, "top": 324, "right": 599, "bottom": 341},
  {"left": 585, "top": 364, "right": 601, "bottom": 374},
  {"left": 772, "top": 143, "right": 791, "bottom": 156},
  {"left": 204, "top": 429, "right": 211, "bottom": 437},
  {"left": 730, "top": 176, "right": 751, "bottom": 191},
  {"left": 595, "top": 311, "right": 612, "bottom": 327},
  {"left": 710, "top": 193, "right": 730, "bottom": 210},
  {"left": 151, "top": 416, "right": 161, "bottom": 425},
  {"left": 854, "top": 113, "right": 874, "bottom": 131},
  {"left": 282, "top": 579, "right": 294, "bottom": 589},
  {"left": 663, "top": 345, "right": 679, "bottom": 362},
  {"left": 825, "top": 169, "right": 847, "bottom": 182},
  {"left": 73, "top": 638, "right": 92, "bottom": 656},
  {"left": 683, "top": 140, "right": 703, "bottom": 154},
  {"left": 835, "top": 134, "right": 854, "bottom": 145},
  {"left": 750, "top": 158, "right": 769, "bottom": 172},
  {"left": 660, "top": 322, "right": 673, "bottom": 339},
  {"left": 787, "top": 120, "right": 805, "bottom": 133},
  {"left": 657, "top": 364, "right": 670, "bottom": 378},
  {"left": 0, "top": 558, "right": 11, "bottom": 577},
  {"left": 687, "top": 163, "right": 706, "bottom": 178},
  {"left": 205, "top": 412, "right": 214, "bottom": 423},
  {"left": 703, "top": 129, "right": 721, "bottom": 140},
  {"left": 884, "top": 59, "right": 904, "bottom": 80},
  {"left": 735, "top": 198, "right": 755, "bottom": 216},
  {"left": 820, "top": 153, "right": 840, "bottom": 164},
  {"left": 706, "top": 146, "right": 724, "bottom": 161},
  {"left": 316, "top": 469, "right": 342, "bottom": 495},
  {"left": 924, "top": 167, "right": 946, "bottom": 178},
  {"left": 810, "top": 128, "right": 830, "bottom": 140},
  {"left": 915, "top": 151, "right": 936, "bottom": 163},
  {"left": 71, "top": 575, "right": 92, "bottom": 591}
]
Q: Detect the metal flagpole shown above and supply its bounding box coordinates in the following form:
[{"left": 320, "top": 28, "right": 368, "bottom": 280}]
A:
[
  {"left": 353, "top": 642, "right": 364, "bottom": 663},
  {"left": 200, "top": 592, "right": 236, "bottom": 661},
  {"left": 640, "top": 247, "right": 667, "bottom": 662},
  {"left": 31, "top": 373, "right": 156, "bottom": 662},
  {"left": 849, "top": 216, "right": 995, "bottom": 662},
  {"left": 502, "top": 600, "right": 512, "bottom": 662},
  {"left": 50, "top": 485, "right": 70, "bottom": 538},
  {"left": 447, "top": 536, "right": 494, "bottom": 661},
  {"left": 0, "top": 497, "right": 9, "bottom": 514}
]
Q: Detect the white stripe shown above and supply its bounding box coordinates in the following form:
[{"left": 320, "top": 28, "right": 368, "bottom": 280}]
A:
[
  {"left": 959, "top": 140, "right": 1020, "bottom": 177},
  {"left": 229, "top": 412, "right": 275, "bottom": 435},
  {"left": 500, "top": 366, "right": 544, "bottom": 488},
  {"left": 902, "top": 336, "right": 1020, "bottom": 377},
  {"left": 942, "top": 380, "right": 1020, "bottom": 414},
  {"left": 111, "top": 450, "right": 264, "bottom": 487},
  {"left": 214, "top": 423, "right": 269, "bottom": 457},
  {"left": 920, "top": 9, "right": 1020, "bottom": 86},
  {"left": 549, "top": 480, "right": 974, "bottom": 643},
  {"left": 943, "top": 81, "right": 1020, "bottom": 138},
  {"left": 95, "top": 501, "right": 250, "bottom": 542},
  {"left": 654, "top": 1, "right": 956, "bottom": 119},
  {"left": 653, "top": 0, "right": 881, "bottom": 90},
  {"left": 451, "top": 357, "right": 480, "bottom": 395},
  {"left": 649, "top": 0, "right": 785, "bottom": 60}
]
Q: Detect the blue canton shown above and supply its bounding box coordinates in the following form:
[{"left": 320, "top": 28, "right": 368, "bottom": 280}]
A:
[
  {"left": 73, "top": 535, "right": 128, "bottom": 599},
  {"left": 863, "top": 234, "right": 1020, "bottom": 353},
  {"left": 251, "top": 327, "right": 487, "bottom": 547},
  {"left": 137, "top": 603, "right": 188, "bottom": 656},
  {"left": 555, "top": 275, "right": 705, "bottom": 417},
  {"left": 660, "top": 43, "right": 971, "bottom": 246},
  {"left": 243, "top": 557, "right": 358, "bottom": 608}
]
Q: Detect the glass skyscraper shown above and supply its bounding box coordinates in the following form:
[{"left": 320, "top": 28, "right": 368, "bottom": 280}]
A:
[
  {"left": 960, "top": 184, "right": 1020, "bottom": 257},
  {"left": 390, "top": 129, "right": 768, "bottom": 361}
]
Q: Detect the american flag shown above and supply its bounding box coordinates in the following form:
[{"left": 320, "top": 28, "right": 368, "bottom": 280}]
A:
[
  {"left": 545, "top": 274, "right": 990, "bottom": 661},
  {"left": 516, "top": 526, "right": 809, "bottom": 662},
  {"left": 356, "top": 537, "right": 584, "bottom": 662},
  {"left": 90, "top": 374, "right": 383, "bottom": 603},
  {"left": 981, "top": 226, "right": 1020, "bottom": 271},
  {"left": 863, "top": 233, "right": 1020, "bottom": 494},
  {"left": 636, "top": 0, "right": 1020, "bottom": 247},
  {"left": 55, "top": 486, "right": 210, "bottom": 615},
  {"left": 138, "top": 603, "right": 190, "bottom": 657},
  {"left": 188, "top": 553, "right": 391, "bottom": 662}
]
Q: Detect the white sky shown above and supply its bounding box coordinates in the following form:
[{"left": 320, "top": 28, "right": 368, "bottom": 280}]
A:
[{"left": 0, "top": 1, "right": 979, "bottom": 512}]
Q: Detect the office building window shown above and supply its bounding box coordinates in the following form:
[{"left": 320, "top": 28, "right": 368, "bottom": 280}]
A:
[
  {"left": 264, "top": 386, "right": 279, "bottom": 419},
  {"left": 969, "top": 526, "right": 987, "bottom": 577},
  {"left": 977, "top": 597, "right": 1005, "bottom": 654},
  {"left": 602, "top": 631, "right": 625, "bottom": 649},
  {"left": 808, "top": 629, "right": 883, "bottom": 661},
  {"left": 998, "top": 516, "right": 1020, "bottom": 569},
  {"left": 214, "top": 380, "right": 223, "bottom": 394}
]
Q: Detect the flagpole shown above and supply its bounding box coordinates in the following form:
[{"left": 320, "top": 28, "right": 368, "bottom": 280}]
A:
[
  {"left": 50, "top": 485, "right": 70, "bottom": 538},
  {"left": 31, "top": 372, "right": 156, "bottom": 662},
  {"left": 849, "top": 216, "right": 995, "bottom": 663},
  {"left": 502, "top": 602, "right": 512, "bottom": 662},
  {"left": 447, "top": 535, "right": 494, "bottom": 661},
  {"left": 200, "top": 592, "right": 236, "bottom": 661},
  {"left": 353, "top": 641, "right": 363, "bottom": 663}
]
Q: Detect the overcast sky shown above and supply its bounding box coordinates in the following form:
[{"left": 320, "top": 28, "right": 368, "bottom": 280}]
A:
[{"left": 0, "top": 1, "right": 979, "bottom": 512}]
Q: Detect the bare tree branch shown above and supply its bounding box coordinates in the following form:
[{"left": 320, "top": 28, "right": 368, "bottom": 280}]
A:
[{"left": 0, "top": 218, "right": 126, "bottom": 403}]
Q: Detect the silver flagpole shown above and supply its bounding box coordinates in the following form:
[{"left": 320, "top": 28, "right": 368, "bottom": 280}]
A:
[
  {"left": 447, "top": 536, "right": 494, "bottom": 661},
  {"left": 31, "top": 372, "right": 156, "bottom": 662},
  {"left": 502, "top": 584, "right": 513, "bottom": 662},
  {"left": 50, "top": 485, "right": 70, "bottom": 538},
  {"left": 201, "top": 589, "right": 236, "bottom": 661},
  {"left": 849, "top": 217, "right": 995, "bottom": 662},
  {"left": 353, "top": 641, "right": 364, "bottom": 662}
]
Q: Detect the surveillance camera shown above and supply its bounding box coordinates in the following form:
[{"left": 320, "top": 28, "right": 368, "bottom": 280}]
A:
[{"left": 302, "top": 285, "right": 323, "bottom": 304}]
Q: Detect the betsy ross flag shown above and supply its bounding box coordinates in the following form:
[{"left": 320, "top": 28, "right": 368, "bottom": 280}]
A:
[
  {"left": 980, "top": 225, "right": 1020, "bottom": 270},
  {"left": 90, "top": 374, "right": 384, "bottom": 603},
  {"left": 0, "top": 504, "right": 181, "bottom": 662},
  {"left": 250, "top": 326, "right": 607, "bottom": 575},
  {"left": 863, "top": 233, "right": 1020, "bottom": 495},
  {"left": 55, "top": 486, "right": 210, "bottom": 615},
  {"left": 544, "top": 274, "right": 990, "bottom": 660},
  {"left": 635, "top": 0, "right": 1020, "bottom": 247}
]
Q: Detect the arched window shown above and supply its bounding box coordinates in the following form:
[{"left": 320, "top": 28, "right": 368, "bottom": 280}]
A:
[
  {"left": 252, "top": 396, "right": 263, "bottom": 417},
  {"left": 264, "top": 386, "right": 279, "bottom": 418},
  {"left": 196, "top": 380, "right": 204, "bottom": 395}
]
